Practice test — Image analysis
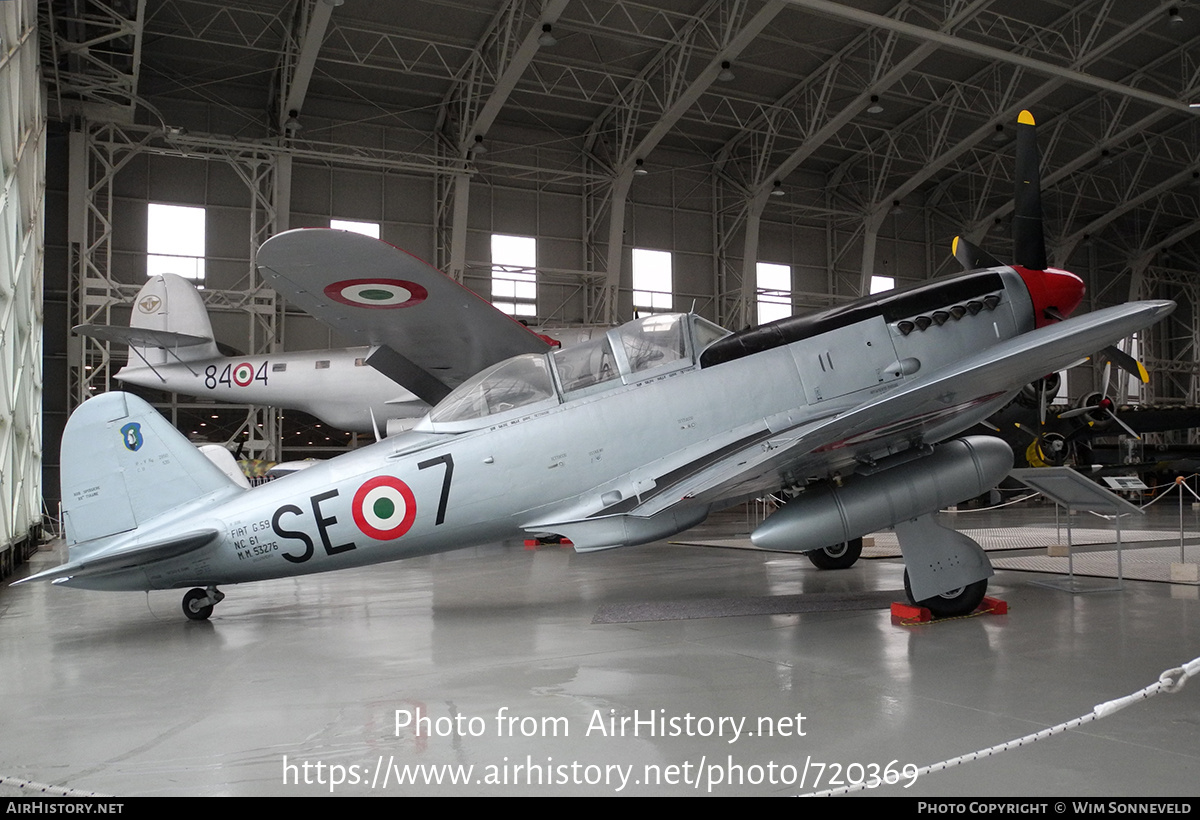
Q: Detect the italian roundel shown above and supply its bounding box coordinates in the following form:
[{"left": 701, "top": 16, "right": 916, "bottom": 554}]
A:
[
  {"left": 323, "top": 278, "right": 428, "bottom": 309},
  {"left": 352, "top": 475, "right": 417, "bottom": 540},
  {"left": 232, "top": 362, "right": 255, "bottom": 386}
]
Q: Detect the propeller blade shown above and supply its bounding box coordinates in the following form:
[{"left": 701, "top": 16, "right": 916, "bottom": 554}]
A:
[
  {"left": 1106, "top": 407, "right": 1140, "bottom": 440},
  {"left": 1100, "top": 344, "right": 1150, "bottom": 384},
  {"left": 1013, "top": 110, "right": 1047, "bottom": 271},
  {"left": 1013, "top": 422, "right": 1039, "bottom": 440},
  {"left": 952, "top": 235, "right": 1003, "bottom": 271},
  {"left": 1056, "top": 406, "right": 1093, "bottom": 420}
]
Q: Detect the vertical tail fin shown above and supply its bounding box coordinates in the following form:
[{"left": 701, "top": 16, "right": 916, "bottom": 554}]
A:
[
  {"left": 60, "top": 392, "right": 243, "bottom": 551},
  {"left": 128, "top": 274, "right": 220, "bottom": 365}
]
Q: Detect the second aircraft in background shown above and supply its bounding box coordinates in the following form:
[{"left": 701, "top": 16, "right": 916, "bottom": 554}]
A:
[{"left": 78, "top": 240, "right": 597, "bottom": 436}]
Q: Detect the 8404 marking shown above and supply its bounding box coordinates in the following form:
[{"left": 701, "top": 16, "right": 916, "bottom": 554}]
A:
[{"left": 205, "top": 361, "right": 269, "bottom": 390}]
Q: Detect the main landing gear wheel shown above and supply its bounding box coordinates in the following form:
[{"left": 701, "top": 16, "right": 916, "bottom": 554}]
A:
[
  {"left": 806, "top": 537, "right": 863, "bottom": 570},
  {"left": 903, "top": 570, "right": 987, "bottom": 618},
  {"left": 182, "top": 586, "right": 224, "bottom": 621}
]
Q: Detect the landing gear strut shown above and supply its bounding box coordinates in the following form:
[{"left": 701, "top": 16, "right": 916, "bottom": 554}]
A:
[
  {"left": 806, "top": 537, "right": 863, "bottom": 569},
  {"left": 182, "top": 586, "right": 225, "bottom": 621},
  {"left": 895, "top": 513, "right": 993, "bottom": 618}
]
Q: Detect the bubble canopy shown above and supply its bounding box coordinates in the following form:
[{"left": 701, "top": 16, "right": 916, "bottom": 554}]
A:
[{"left": 418, "top": 314, "right": 729, "bottom": 431}]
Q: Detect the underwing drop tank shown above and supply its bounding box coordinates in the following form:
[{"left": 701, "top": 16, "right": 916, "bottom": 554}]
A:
[{"left": 751, "top": 436, "right": 1013, "bottom": 552}]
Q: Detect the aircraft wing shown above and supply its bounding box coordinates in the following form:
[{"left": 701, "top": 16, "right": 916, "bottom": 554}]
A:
[
  {"left": 629, "top": 300, "right": 1174, "bottom": 518},
  {"left": 256, "top": 229, "right": 553, "bottom": 404}
]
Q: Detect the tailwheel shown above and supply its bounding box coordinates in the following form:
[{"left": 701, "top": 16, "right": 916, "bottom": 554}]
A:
[
  {"left": 806, "top": 537, "right": 863, "bottom": 570},
  {"left": 182, "top": 586, "right": 224, "bottom": 621},
  {"left": 903, "top": 570, "right": 987, "bottom": 618}
]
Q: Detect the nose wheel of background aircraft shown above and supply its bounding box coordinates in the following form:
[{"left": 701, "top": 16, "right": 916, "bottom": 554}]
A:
[
  {"left": 182, "top": 586, "right": 225, "bottom": 621},
  {"left": 903, "top": 570, "right": 987, "bottom": 618},
  {"left": 806, "top": 537, "right": 863, "bottom": 569}
]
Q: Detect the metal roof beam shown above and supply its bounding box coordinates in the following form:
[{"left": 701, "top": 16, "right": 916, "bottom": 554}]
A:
[
  {"left": 281, "top": 0, "right": 340, "bottom": 121},
  {"left": 782, "top": 0, "right": 1198, "bottom": 114}
]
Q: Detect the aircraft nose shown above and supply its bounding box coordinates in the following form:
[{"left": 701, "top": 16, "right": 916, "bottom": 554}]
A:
[{"left": 1015, "top": 266, "right": 1085, "bottom": 327}]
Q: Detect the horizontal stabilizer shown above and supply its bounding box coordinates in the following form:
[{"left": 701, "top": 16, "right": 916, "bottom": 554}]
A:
[
  {"left": 12, "top": 530, "right": 219, "bottom": 586},
  {"left": 75, "top": 324, "right": 212, "bottom": 349}
]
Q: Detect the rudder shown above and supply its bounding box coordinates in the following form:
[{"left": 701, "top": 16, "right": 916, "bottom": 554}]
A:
[{"left": 128, "top": 274, "right": 220, "bottom": 365}]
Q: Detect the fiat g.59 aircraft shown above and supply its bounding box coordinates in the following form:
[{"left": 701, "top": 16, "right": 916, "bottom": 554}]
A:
[{"left": 15, "top": 112, "right": 1174, "bottom": 621}]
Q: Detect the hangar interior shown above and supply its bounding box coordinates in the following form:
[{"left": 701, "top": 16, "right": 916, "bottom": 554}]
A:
[{"left": 2, "top": 0, "right": 1200, "bottom": 798}]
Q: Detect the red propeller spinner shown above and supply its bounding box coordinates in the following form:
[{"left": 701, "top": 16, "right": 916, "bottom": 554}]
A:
[{"left": 1014, "top": 265, "right": 1085, "bottom": 328}]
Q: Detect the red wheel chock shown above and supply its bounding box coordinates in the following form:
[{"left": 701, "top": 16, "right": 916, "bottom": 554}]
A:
[{"left": 890, "top": 596, "right": 1008, "bottom": 622}]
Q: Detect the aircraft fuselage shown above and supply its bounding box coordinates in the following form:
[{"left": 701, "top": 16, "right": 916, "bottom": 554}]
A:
[
  {"left": 66, "top": 266, "right": 1081, "bottom": 592},
  {"left": 116, "top": 347, "right": 423, "bottom": 433}
]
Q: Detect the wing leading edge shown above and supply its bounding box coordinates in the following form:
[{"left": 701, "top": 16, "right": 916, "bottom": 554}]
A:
[{"left": 631, "top": 299, "right": 1175, "bottom": 517}]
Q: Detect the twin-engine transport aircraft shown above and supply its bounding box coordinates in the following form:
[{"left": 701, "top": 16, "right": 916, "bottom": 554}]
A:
[
  {"left": 16, "top": 112, "right": 1175, "bottom": 621},
  {"left": 82, "top": 272, "right": 429, "bottom": 435},
  {"left": 79, "top": 246, "right": 573, "bottom": 435}
]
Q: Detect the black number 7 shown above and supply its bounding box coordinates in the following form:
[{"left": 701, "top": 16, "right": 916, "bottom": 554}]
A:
[{"left": 417, "top": 454, "right": 454, "bottom": 525}]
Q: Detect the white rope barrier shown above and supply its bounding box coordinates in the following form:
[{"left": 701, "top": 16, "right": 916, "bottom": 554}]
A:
[
  {"left": 801, "top": 655, "right": 1200, "bottom": 797},
  {"left": 0, "top": 775, "right": 112, "bottom": 797},
  {"left": 942, "top": 492, "right": 1039, "bottom": 514}
]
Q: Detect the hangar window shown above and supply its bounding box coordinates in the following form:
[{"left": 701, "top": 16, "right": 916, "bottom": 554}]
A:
[
  {"left": 491, "top": 234, "right": 537, "bottom": 317},
  {"left": 147, "top": 203, "right": 205, "bottom": 282},
  {"left": 633, "top": 248, "right": 672, "bottom": 313},
  {"left": 331, "top": 219, "right": 380, "bottom": 239},
  {"left": 757, "top": 262, "right": 792, "bottom": 325}
]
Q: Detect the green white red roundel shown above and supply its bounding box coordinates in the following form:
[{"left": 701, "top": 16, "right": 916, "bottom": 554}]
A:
[
  {"left": 232, "top": 362, "right": 255, "bottom": 387},
  {"left": 323, "top": 278, "right": 428, "bottom": 309},
  {"left": 352, "top": 476, "right": 417, "bottom": 540}
]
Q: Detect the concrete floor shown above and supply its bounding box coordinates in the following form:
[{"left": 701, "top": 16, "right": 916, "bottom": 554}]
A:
[{"left": 1, "top": 504, "right": 1198, "bottom": 797}]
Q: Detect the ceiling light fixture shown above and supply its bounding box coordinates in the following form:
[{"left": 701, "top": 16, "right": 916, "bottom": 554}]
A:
[
  {"left": 770, "top": 179, "right": 785, "bottom": 197},
  {"left": 717, "top": 61, "right": 735, "bottom": 82},
  {"left": 470, "top": 134, "right": 487, "bottom": 155},
  {"left": 992, "top": 123, "right": 1007, "bottom": 143},
  {"left": 633, "top": 158, "right": 648, "bottom": 176},
  {"left": 538, "top": 23, "right": 557, "bottom": 47},
  {"left": 867, "top": 94, "right": 883, "bottom": 114},
  {"left": 1168, "top": 7, "right": 1183, "bottom": 23}
]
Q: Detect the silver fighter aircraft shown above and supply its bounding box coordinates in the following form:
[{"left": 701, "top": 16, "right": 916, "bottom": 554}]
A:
[{"left": 16, "top": 112, "right": 1175, "bottom": 620}]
